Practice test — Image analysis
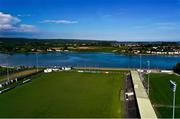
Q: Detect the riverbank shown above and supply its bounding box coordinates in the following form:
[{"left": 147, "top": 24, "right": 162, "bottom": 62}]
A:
[
  {"left": 0, "top": 52, "right": 179, "bottom": 69},
  {"left": 1, "top": 49, "right": 180, "bottom": 57}
]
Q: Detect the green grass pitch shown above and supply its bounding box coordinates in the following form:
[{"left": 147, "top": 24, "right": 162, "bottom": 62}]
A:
[
  {"left": 145, "top": 73, "right": 180, "bottom": 118},
  {"left": 0, "top": 71, "right": 125, "bottom": 118}
]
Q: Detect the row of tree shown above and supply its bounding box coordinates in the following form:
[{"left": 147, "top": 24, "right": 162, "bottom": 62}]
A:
[{"left": 173, "top": 63, "right": 180, "bottom": 74}]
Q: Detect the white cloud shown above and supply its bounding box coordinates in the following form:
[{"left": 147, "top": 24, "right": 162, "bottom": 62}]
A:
[
  {"left": 41, "top": 19, "right": 78, "bottom": 24},
  {"left": 0, "top": 12, "right": 36, "bottom": 32},
  {"left": 16, "top": 24, "right": 36, "bottom": 32},
  {"left": 0, "top": 24, "right": 15, "bottom": 30},
  {"left": 0, "top": 12, "right": 21, "bottom": 25},
  {"left": 17, "top": 14, "right": 31, "bottom": 17},
  {"left": 133, "top": 22, "right": 179, "bottom": 30},
  {"left": 155, "top": 22, "right": 179, "bottom": 30},
  {"left": 0, "top": 12, "right": 20, "bottom": 30}
]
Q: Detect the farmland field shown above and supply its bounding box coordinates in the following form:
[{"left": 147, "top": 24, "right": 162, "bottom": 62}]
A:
[
  {"left": 0, "top": 71, "right": 125, "bottom": 118},
  {"left": 145, "top": 73, "right": 180, "bottom": 118}
]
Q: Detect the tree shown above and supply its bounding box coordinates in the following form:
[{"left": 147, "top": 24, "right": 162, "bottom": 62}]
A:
[
  {"left": 63, "top": 45, "right": 68, "bottom": 50},
  {"left": 173, "top": 63, "right": 180, "bottom": 74}
]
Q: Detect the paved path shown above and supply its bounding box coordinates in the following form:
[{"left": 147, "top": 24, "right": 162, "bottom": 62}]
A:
[{"left": 131, "top": 70, "right": 157, "bottom": 118}]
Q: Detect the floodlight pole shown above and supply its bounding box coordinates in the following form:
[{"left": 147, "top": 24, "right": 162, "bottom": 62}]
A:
[
  {"left": 140, "top": 54, "right": 142, "bottom": 69},
  {"left": 7, "top": 59, "right": 9, "bottom": 81},
  {"left": 173, "top": 89, "right": 176, "bottom": 119},
  {"left": 36, "top": 52, "right": 39, "bottom": 72},
  {"left": 147, "top": 61, "right": 150, "bottom": 96}
]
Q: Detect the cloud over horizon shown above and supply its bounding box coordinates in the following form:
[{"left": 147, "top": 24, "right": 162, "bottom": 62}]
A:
[
  {"left": 17, "top": 14, "right": 31, "bottom": 17},
  {"left": 0, "top": 0, "right": 179, "bottom": 41},
  {"left": 41, "top": 19, "right": 78, "bottom": 24},
  {"left": 0, "top": 12, "right": 36, "bottom": 32},
  {"left": 133, "top": 22, "right": 179, "bottom": 31}
]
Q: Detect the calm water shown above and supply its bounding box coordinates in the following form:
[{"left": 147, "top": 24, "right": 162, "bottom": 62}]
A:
[{"left": 0, "top": 52, "right": 180, "bottom": 69}]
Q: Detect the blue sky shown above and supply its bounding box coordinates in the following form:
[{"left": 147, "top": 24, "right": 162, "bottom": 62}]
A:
[{"left": 0, "top": 0, "right": 179, "bottom": 41}]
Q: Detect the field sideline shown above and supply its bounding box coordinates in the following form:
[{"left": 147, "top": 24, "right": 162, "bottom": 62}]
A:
[{"left": 0, "top": 70, "right": 125, "bottom": 118}]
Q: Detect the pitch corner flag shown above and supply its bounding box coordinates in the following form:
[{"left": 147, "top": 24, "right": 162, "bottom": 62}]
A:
[{"left": 170, "top": 80, "right": 177, "bottom": 92}]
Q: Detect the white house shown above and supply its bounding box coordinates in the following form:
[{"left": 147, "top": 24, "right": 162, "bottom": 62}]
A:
[
  {"left": 137, "top": 69, "right": 144, "bottom": 73},
  {"left": 47, "top": 49, "right": 53, "bottom": 52},
  {"left": 55, "top": 49, "right": 62, "bottom": 52},
  {"left": 78, "top": 70, "right": 84, "bottom": 73},
  {"left": 52, "top": 68, "right": 59, "bottom": 71},
  {"left": 44, "top": 68, "right": 53, "bottom": 73},
  {"left": 146, "top": 70, "right": 152, "bottom": 73},
  {"left": 62, "top": 67, "right": 71, "bottom": 71}
]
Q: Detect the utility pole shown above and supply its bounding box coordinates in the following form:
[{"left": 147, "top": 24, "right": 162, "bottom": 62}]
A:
[
  {"left": 173, "top": 89, "right": 176, "bottom": 119},
  {"left": 147, "top": 60, "right": 150, "bottom": 96},
  {"left": 140, "top": 54, "right": 142, "bottom": 69},
  {"left": 7, "top": 59, "right": 9, "bottom": 81},
  {"left": 36, "top": 52, "right": 39, "bottom": 72}
]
